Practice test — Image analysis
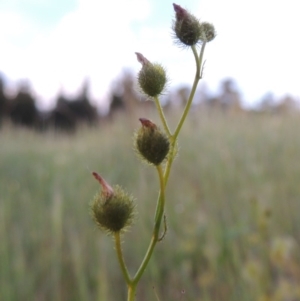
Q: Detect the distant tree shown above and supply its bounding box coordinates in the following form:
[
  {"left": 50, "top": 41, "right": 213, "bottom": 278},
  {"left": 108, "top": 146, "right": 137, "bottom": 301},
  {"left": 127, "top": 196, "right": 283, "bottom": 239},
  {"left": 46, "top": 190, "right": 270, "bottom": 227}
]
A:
[
  {"left": 0, "top": 76, "right": 8, "bottom": 126},
  {"left": 41, "top": 79, "right": 98, "bottom": 132},
  {"left": 177, "top": 86, "right": 190, "bottom": 106},
  {"left": 110, "top": 93, "right": 125, "bottom": 114},
  {"left": 47, "top": 95, "right": 78, "bottom": 132},
  {"left": 206, "top": 96, "right": 222, "bottom": 111},
  {"left": 9, "top": 82, "right": 38, "bottom": 127},
  {"left": 258, "top": 92, "right": 276, "bottom": 113},
  {"left": 218, "top": 78, "right": 242, "bottom": 112},
  {"left": 275, "top": 95, "right": 298, "bottom": 114},
  {"left": 163, "top": 85, "right": 191, "bottom": 111},
  {"left": 108, "top": 70, "right": 153, "bottom": 120},
  {"left": 67, "top": 79, "right": 98, "bottom": 124}
]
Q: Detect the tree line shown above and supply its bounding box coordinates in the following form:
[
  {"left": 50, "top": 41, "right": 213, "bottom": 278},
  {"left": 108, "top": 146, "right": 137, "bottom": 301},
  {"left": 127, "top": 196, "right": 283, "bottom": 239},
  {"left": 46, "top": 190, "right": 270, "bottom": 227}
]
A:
[{"left": 0, "top": 72, "right": 298, "bottom": 132}]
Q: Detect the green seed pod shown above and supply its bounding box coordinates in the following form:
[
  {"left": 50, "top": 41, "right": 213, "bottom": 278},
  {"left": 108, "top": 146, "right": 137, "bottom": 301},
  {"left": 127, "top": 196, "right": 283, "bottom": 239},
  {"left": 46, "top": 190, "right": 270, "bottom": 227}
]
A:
[
  {"left": 91, "top": 172, "right": 135, "bottom": 234},
  {"left": 136, "top": 52, "right": 167, "bottom": 97},
  {"left": 173, "top": 3, "right": 202, "bottom": 46},
  {"left": 135, "top": 118, "right": 170, "bottom": 166},
  {"left": 199, "top": 22, "right": 216, "bottom": 42}
]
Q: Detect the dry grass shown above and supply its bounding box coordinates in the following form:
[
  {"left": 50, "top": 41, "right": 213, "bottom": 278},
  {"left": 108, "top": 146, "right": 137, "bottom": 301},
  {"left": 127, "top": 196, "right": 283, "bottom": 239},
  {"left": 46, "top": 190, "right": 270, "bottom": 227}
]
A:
[{"left": 1, "top": 110, "right": 300, "bottom": 301}]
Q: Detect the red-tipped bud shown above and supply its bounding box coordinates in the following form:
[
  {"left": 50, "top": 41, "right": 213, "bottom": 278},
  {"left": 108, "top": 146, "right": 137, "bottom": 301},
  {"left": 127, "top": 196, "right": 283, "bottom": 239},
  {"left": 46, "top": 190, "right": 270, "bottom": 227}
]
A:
[
  {"left": 135, "top": 52, "right": 150, "bottom": 66},
  {"left": 173, "top": 3, "right": 188, "bottom": 20},
  {"left": 92, "top": 172, "right": 114, "bottom": 199},
  {"left": 139, "top": 117, "right": 157, "bottom": 129},
  {"left": 172, "top": 3, "right": 202, "bottom": 46}
]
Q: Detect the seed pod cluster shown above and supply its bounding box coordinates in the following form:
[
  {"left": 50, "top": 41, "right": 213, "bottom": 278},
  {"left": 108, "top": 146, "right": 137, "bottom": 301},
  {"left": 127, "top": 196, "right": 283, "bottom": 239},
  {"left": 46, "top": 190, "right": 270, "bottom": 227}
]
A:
[{"left": 173, "top": 3, "right": 216, "bottom": 46}]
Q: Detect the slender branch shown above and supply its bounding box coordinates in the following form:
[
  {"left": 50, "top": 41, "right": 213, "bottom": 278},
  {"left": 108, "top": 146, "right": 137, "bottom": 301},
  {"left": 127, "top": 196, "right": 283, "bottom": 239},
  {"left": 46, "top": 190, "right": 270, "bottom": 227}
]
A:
[
  {"left": 162, "top": 139, "right": 176, "bottom": 187},
  {"left": 158, "top": 215, "right": 167, "bottom": 241},
  {"left": 173, "top": 43, "right": 206, "bottom": 140},
  {"left": 133, "top": 165, "right": 165, "bottom": 285},
  {"left": 127, "top": 285, "right": 137, "bottom": 301},
  {"left": 198, "top": 42, "right": 207, "bottom": 77},
  {"left": 114, "top": 232, "right": 132, "bottom": 285},
  {"left": 154, "top": 165, "right": 166, "bottom": 222},
  {"left": 157, "top": 43, "right": 208, "bottom": 194},
  {"left": 133, "top": 235, "right": 157, "bottom": 286},
  {"left": 154, "top": 96, "right": 172, "bottom": 137}
]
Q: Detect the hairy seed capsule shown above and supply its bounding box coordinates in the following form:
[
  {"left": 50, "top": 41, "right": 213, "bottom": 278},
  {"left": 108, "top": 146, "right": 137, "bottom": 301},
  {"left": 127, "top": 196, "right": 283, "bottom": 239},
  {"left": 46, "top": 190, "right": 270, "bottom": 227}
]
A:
[
  {"left": 199, "top": 22, "right": 216, "bottom": 42},
  {"left": 91, "top": 172, "right": 135, "bottom": 234},
  {"left": 135, "top": 118, "right": 170, "bottom": 166},
  {"left": 173, "top": 3, "right": 202, "bottom": 46},
  {"left": 136, "top": 52, "right": 167, "bottom": 97}
]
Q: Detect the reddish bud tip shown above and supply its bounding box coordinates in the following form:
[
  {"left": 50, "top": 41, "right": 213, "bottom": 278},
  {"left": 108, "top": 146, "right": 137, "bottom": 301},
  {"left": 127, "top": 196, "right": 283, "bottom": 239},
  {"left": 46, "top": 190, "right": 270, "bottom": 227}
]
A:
[
  {"left": 173, "top": 3, "right": 188, "bottom": 20},
  {"left": 135, "top": 52, "right": 150, "bottom": 66},
  {"left": 139, "top": 118, "right": 157, "bottom": 129},
  {"left": 92, "top": 172, "right": 114, "bottom": 198}
]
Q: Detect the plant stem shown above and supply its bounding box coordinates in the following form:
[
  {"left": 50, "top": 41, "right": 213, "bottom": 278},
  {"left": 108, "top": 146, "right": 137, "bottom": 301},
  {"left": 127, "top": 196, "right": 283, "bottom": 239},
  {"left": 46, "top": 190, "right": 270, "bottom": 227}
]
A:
[
  {"left": 127, "top": 284, "right": 137, "bottom": 301},
  {"left": 154, "top": 164, "right": 166, "bottom": 221},
  {"left": 154, "top": 96, "right": 172, "bottom": 137},
  {"left": 162, "top": 138, "right": 176, "bottom": 188},
  {"left": 159, "top": 43, "right": 207, "bottom": 188},
  {"left": 132, "top": 165, "right": 165, "bottom": 286},
  {"left": 126, "top": 42, "right": 207, "bottom": 301},
  {"left": 173, "top": 43, "right": 206, "bottom": 140},
  {"left": 114, "top": 232, "right": 131, "bottom": 285}
]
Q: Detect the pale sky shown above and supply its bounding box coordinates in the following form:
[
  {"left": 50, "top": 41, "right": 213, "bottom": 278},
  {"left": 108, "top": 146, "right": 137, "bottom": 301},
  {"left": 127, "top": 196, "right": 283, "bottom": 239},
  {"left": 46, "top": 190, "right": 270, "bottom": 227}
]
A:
[{"left": 0, "top": 0, "right": 299, "bottom": 110}]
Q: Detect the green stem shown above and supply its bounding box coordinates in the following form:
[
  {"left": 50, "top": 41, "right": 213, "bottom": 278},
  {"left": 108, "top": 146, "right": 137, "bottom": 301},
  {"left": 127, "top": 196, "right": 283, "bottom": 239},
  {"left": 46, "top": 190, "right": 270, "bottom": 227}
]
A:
[
  {"left": 173, "top": 43, "right": 206, "bottom": 140},
  {"left": 114, "top": 232, "right": 132, "bottom": 285},
  {"left": 126, "top": 42, "right": 207, "bottom": 301},
  {"left": 162, "top": 138, "right": 176, "bottom": 187},
  {"left": 127, "top": 285, "right": 137, "bottom": 301},
  {"left": 155, "top": 43, "right": 207, "bottom": 188},
  {"left": 154, "top": 165, "right": 166, "bottom": 222},
  {"left": 154, "top": 96, "right": 172, "bottom": 137},
  {"left": 133, "top": 165, "right": 165, "bottom": 285},
  {"left": 161, "top": 43, "right": 206, "bottom": 188}
]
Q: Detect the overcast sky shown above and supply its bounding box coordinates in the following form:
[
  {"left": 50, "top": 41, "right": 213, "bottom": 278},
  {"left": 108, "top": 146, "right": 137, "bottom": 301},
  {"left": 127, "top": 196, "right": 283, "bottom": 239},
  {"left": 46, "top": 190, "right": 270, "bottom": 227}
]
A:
[{"left": 1, "top": 0, "right": 299, "bottom": 110}]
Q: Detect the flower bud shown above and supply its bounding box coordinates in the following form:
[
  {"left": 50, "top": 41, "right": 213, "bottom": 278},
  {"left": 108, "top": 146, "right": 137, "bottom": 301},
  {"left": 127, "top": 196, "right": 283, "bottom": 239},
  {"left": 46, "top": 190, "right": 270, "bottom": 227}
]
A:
[
  {"left": 199, "top": 22, "right": 216, "bottom": 42},
  {"left": 135, "top": 118, "right": 170, "bottom": 166},
  {"left": 135, "top": 52, "right": 167, "bottom": 97},
  {"left": 173, "top": 3, "right": 202, "bottom": 46},
  {"left": 91, "top": 172, "right": 135, "bottom": 234}
]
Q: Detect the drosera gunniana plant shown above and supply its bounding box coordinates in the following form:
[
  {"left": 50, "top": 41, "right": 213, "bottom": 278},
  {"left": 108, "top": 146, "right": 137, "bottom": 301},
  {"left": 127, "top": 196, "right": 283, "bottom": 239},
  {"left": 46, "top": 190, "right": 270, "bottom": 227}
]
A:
[{"left": 90, "top": 3, "right": 216, "bottom": 301}]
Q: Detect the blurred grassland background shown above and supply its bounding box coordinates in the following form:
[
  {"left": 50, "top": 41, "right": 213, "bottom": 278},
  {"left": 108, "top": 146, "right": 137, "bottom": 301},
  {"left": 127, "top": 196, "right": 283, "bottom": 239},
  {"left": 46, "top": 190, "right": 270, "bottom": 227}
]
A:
[{"left": 1, "top": 110, "right": 300, "bottom": 301}]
